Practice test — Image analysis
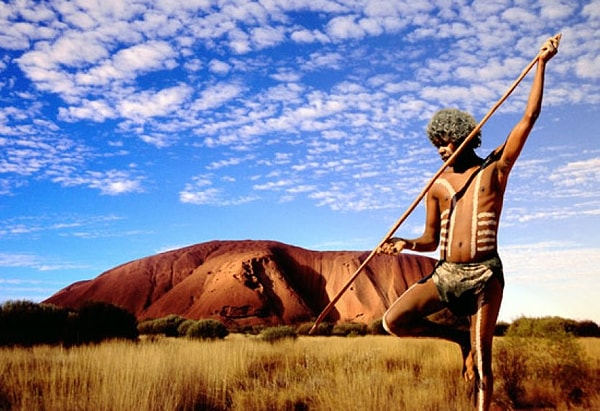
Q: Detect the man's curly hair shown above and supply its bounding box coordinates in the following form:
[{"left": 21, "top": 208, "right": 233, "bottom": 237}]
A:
[{"left": 426, "top": 108, "right": 481, "bottom": 149}]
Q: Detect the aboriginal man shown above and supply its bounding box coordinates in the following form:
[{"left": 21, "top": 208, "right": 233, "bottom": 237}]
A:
[{"left": 377, "top": 36, "right": 558, "bottom": 411}]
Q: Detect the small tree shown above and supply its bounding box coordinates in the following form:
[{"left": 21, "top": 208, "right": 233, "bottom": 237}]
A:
[
  {"left": 138, "top": 315, "right": 186, "bottom": 337},
  {"left": 368, "top": 318, "right": 386, "bottom": 335},
  {"left": 260, "top": 325, "right": 297, "bottom": 343},
  {"left": 494, "top": 321, "right": 510, "bottom": 336},
  {"left": 0, "top": 300, "right": 70, "bottom": 346},
  {"left": 495, "top": 318, "right": 591, "bottom": 408},
  {"left": 75, "top": 301, "right": 138, "bottom": 344},
  {"left": 332, "top": 322, "right": 367, "bottom": 337},
  {"left": 185, "top": 319, "right": 229, "bottom": 340},
  {"left": 575, "top": 320, "right": 600, "bottom": 337},
  {"left": 176, "top": 319, "right": 198, "bottom": 336},
  {"left": 296, "top": 321, "right": 333, "bottom": 336}
]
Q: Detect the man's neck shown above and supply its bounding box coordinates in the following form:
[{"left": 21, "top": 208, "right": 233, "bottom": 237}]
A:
[{"left": 451, "top": 150, "right": 483, "bottom": 173}]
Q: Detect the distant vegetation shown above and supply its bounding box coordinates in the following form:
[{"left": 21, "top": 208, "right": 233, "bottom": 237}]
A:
[
  {"left": 1, "top": 300, "right": 599, "bottom": 347},
  {"left": 0, "top": 300, "right": 137, "bottom": 346},
  {"left": 502, "top": 316, "right": 600, "bottom": 338}
]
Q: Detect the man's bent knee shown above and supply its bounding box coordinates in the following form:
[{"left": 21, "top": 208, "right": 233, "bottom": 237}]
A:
[
  {"left": 382, "top": 309, "right": 417, "bottom": 337},
  {"left": 382, "top": 311, "right": 399, "bottom": 336}
]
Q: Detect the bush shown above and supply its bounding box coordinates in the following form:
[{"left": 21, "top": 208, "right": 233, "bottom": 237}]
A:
[
  {"left": 494, "top": 321, "right": 510, "bottom": 336},
  {"left": 506, "top": 316, "right": 599, "bottom": 338},
  {"left": 176, "top": 319, "right": 197, "bottom": 336},
  {"left": 0, "top": 300, "right": 138, "bottom": 346},
  {"left": 576, "top": 320, "right": 600, "bottom": 337},
  {"left": 368, "top": 318, "right": 387, "bottom": 335},
  {"left": 296, "top": 321, "right": 333, "bottom": 336},
  {"left": 260, "top": 326, "right": 297, "bottom": 343},
  {"left": 185, "top": 319, "right": 229, "bottom": 340},
  {"left": 332, "top": 322, "right": 367, "bottom": 337},
  {"left": 0, "top": 300, "right": 70, "bottom": 346},
  {"left": 495, "top": 329, "right": 591, "bottom": 408},
  {"left": 138, "top": 315, "right": 186, "bottom": 337},
  {"left": 74, "top": 301, "right": 138, "bottom": 344},
  {"left": 236, "top": 324, "right": 266, "bottom": 335}
]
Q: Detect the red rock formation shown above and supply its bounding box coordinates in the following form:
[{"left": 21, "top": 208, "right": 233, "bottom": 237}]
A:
[{"left": 44, "top": 240, "right": 436, "bottom": 327}]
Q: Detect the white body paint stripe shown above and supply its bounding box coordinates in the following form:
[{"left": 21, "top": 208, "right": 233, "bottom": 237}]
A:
[
  {"left": 471, "top": 172, "right": 483, "bottom": 259},
  {"left": 435, "top": 179, "right": 456, "bottom": 259},
  {"left": 475, "top": 292, "right": 485, "bottom": 411}
]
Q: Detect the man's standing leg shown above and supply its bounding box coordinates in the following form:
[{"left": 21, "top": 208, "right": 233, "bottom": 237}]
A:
[{"left": 471, "top": 277, "right": 503, "bottom": 411}]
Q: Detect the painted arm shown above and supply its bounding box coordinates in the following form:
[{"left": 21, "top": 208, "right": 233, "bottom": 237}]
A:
[
  {"left": 496, "top": 37, "right": 559, "bottom": 182},
  {"left": 378, "top": 190, "right": 441, "bottom": 254}
]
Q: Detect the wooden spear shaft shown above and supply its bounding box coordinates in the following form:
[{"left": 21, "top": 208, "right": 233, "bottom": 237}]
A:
[{"left": 308, "top": 34, "right": 561, "bottom": 335}]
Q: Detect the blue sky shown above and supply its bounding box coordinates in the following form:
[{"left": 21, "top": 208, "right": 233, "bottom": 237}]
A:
[{"left": 1, "top": 0, "right": 599, "bottom": 323}]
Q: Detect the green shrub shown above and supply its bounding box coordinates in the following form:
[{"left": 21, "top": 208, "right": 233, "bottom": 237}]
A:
[
  {"left": 185, "top": 319, "right": 229, "bottom": 340},
  {"left": 176, "top": 319, "right": 197, "bottom": 336},
  {"left": 75, "top": 301, "right": 138, "bottom": 343},
  {"left": 296, "top": 321, "right": 333, "bottom": 336},
  {"left": 495, "top": 332, "right": 591, "bottom": 408},
  {"left": 137, "top": 319, "right": 155, "bottom": 334},
  {"left": 0, "top": 300, "right": 138, "bottom": 346},
  {"left": 367, "top": 318, "right": 386, "bottom": 335},
  {"left": 0, "top": 300, "right": 70, "bottom": 346},
  {"left": 506, "top": 316, "right": 598, "bottom": 338},
  {"left": 332, "top": 322, "right": 367, "bottom": 337},
  {"left": 494, "top": 321, "right": 510, "bottom": 336},
  {"left": 260, "top": 326, "right": 297, "bottom": 343},
  {"left": 137, "top": 315, "right": 186, "bottom": 337},
  {"left": 576, "top": 320, "right": 600, "bottom": 337}
]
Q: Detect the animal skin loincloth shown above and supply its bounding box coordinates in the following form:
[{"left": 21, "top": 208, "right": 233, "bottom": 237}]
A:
[{"left": 423, "top": 254, "right": 504, "bottom": 316}]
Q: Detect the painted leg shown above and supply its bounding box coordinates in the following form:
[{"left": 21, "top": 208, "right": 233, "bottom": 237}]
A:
[
  {"left": 471, "top": 277, "right": 503, "bottom": 411},
  {"left": 383, "top": 278, "right": 470, "bottom": 351}
]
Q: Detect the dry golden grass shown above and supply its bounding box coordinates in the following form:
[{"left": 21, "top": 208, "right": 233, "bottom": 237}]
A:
[{"left": 0, "top": 335, "right": 597, "bottom": 410}]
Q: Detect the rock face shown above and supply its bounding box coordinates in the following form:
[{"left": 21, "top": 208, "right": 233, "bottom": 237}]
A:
[{"left": 44, "top": 240, "right": 436, "bottom": 327}]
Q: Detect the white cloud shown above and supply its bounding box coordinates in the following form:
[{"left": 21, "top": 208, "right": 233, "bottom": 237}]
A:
[
  {"left": 253, "top": 179, "right": 294, "bottom": 191},
  {"left": 326, "top": 15, "right": 366, "bottom": 40},
  {"left": 0, "top": 252, "right": 85, "bottom": 272},
  {"left": 549, "top": 157, "right": 600, "bottom": 191},
  {"left": 49, "top": 32, "right": 110, "bottom": 68},
  {"left": 209, "top": 59, "right": 231, "bottom": 74},
  {"left": 79, "top": 41, "right": 177, "bottom": 86},
  {"left": 291, "top": 28, "right": 329, "bottom": 44},
  {"left": 0, "top": 252, "right": 40, "bottom": 268},
  {"left": 51, "top": 169, "right": 144, "bottom": 195},
  {"left": 540, "top": 0, "right": 578, "bottom": 19},
  {"left": 501, "top": 7, "right": 539, "bottom": 26},
  {"left": 192, "top": 82, "right": 244, "bottom": 111},
  {"left": 139, "top": 133, "right": 175, "bottom": 148},
  {"left": 582, "top": 0, "right": 600, "bottom": 18},
  {"left": 502, "top": 242, "right": 600, "bottom": 284},
  {"left": 179, "top": 183, "right": 257, "bottom": 206},
  {"left": 118, "top": 84, "right": 192, "bottom": 121},
  {"left": 59, "top": 99, "right": 116, "bottom": 122},
  {"left": 207, "top": 156, "right": 252, "bottom": 170},
  {"left": 250, "top": 25, "right": 286, "bottom": 49},
  {"left": 575, "top": 54, "right": 600, "bottom": 79}
]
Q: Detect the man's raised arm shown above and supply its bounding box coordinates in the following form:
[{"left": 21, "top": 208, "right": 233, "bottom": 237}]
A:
[{"left": 497, "top": 36, "right": 559, "bottom": 181}]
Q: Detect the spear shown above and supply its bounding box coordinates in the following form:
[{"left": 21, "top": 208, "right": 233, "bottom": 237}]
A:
[{"left": 308, "top": 33, "right": 562, "bottom": 335}]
